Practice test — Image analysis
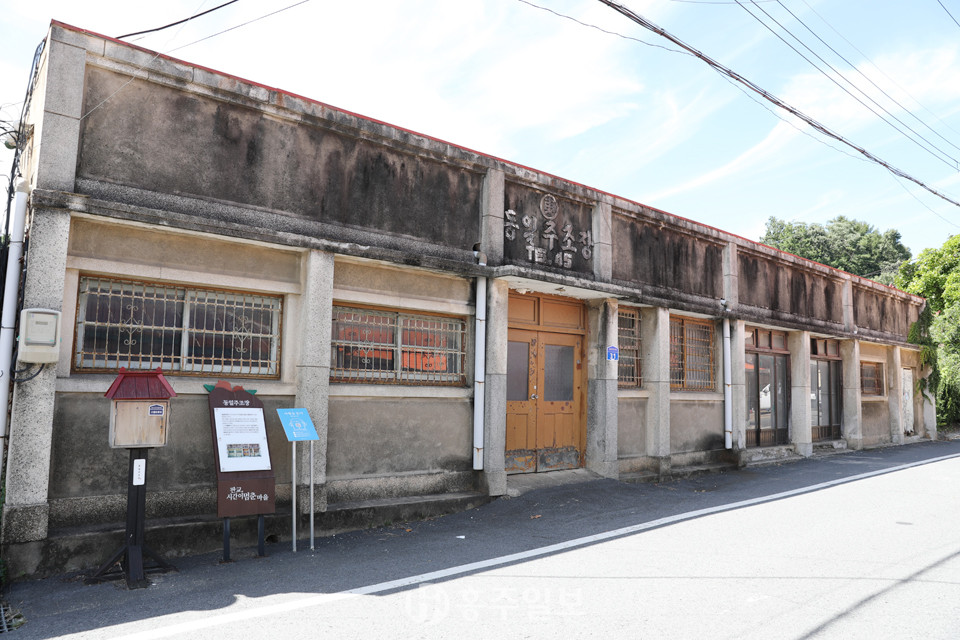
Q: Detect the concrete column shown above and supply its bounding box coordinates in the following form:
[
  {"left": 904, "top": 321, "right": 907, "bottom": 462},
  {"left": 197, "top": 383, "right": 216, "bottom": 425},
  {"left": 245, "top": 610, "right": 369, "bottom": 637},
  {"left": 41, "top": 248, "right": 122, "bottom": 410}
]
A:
[
  {"left": 482, "top": 278, "right": 509, "bottom": 496},
  {"left": 592, "top": 198, "right": 613, "bottom": 281},
  {"left": 730, "top": 320, "right": 748, "bottom": 450},
  {"left": 840, "top": 340, "right": 863, "bottom": 450},
  {"left": 2, "top": 208, "right": 71, "bottom": 545},
  {"left": 723, "top": 242, "right": 739, "bottom": 309},
  {"left": 643, "top": 307, "right": 671, "bottom": 476},
  {"left": 789, "top": 331, "right": 812, "bottom": 457},
  {"left": 586, "top": 299, "right": 618, "bottom": 478},
  {"left": 480, "top": 169, "right": 505, "bottom": 265},
  {"left": 887, "top": 346, "right": 904, "bottom": 445},
  {"left": 294, "top": 250, "right": 334, "bottom": 512},
  {"left": 841, "top": 278, "right": 855, "bottom": 333},
  {"left": 32, "top": 28, "right": 87, "bottom": 192}
]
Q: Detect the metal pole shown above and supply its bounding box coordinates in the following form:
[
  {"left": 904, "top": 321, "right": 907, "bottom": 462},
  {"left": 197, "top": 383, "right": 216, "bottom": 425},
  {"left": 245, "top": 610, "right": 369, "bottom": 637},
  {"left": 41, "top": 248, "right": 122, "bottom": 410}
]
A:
[
  {"left": 291, "top": 441, "right": 297, "bottom": 552},
  {"left": 310, "top": 440, "right": 315, "bottom": 550}
]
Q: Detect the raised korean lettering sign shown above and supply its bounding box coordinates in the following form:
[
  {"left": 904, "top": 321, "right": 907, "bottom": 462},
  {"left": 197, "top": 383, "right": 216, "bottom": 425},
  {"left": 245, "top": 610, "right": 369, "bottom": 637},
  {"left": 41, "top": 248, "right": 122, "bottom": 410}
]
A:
[{"left": 504, "top": 194, "right": 594, "bottom": 271}]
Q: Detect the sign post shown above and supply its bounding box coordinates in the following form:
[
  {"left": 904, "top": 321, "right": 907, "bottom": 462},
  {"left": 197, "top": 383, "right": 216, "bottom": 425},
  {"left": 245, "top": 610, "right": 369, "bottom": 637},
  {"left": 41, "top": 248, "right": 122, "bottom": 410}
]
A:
[
  {"left": 208, "top": 381, "right": 275, "bottom": 562},
  {"left": 87, "top": 368, "right": 177, "bottom": 589},
  {"left": 276, "top": 408, "right": 320, "bottom": 551}
]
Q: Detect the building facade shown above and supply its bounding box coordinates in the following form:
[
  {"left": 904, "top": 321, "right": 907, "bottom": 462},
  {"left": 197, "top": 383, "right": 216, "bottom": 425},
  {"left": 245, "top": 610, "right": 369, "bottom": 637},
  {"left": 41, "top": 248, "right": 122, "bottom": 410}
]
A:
[{"left": 0, "top": 23, "right": 934, "bottom": 577}]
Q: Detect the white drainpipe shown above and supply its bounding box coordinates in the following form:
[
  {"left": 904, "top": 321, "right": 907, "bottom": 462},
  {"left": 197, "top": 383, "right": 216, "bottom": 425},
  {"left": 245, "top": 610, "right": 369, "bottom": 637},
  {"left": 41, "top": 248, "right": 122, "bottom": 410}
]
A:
[
  {"left": 723, "top": 317, "right": 733, "bottom": 449},
  {"left": 0, "top": 180, "right": 30, "bottom": 457},
  {"left": 472, "top": 253, "right": 487, "bottom": 470}
]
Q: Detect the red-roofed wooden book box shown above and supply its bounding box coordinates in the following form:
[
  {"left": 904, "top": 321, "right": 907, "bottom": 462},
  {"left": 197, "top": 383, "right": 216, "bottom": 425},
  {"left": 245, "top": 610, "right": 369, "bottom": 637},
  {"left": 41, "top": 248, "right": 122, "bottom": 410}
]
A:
[{"left": 104, "top": 368, "right": 177, "bottom": 448}]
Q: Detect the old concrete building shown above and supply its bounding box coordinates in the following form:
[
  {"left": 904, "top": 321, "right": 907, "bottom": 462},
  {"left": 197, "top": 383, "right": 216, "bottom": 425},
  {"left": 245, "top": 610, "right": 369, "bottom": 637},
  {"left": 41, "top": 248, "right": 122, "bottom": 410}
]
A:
[{"left": 0, "top": 22, "right": 935, "bottom": 577}]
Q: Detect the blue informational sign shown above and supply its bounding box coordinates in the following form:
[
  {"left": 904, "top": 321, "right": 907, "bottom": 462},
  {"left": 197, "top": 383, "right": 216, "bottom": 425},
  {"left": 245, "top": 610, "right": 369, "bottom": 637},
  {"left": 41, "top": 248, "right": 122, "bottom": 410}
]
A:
[
  {"left": 606, "top": 345, "right": 619, "bottom": 362},
  {"left": 276, "top": 408, "right": 320, "bottom": 442}
]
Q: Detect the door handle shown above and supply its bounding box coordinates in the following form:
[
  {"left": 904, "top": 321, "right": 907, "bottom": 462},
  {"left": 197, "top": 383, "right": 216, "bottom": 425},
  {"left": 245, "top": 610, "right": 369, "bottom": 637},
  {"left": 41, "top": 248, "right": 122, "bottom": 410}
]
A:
[{"left": 530, "top": 394, "right": 538, "bottom": 400}]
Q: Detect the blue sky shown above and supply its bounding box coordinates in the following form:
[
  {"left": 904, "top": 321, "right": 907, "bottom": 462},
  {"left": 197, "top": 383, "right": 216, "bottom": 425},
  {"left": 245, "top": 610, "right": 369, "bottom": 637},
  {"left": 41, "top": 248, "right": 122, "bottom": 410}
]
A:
[{"left": 2, "top": 0, "right": 960, "bottom": 258}]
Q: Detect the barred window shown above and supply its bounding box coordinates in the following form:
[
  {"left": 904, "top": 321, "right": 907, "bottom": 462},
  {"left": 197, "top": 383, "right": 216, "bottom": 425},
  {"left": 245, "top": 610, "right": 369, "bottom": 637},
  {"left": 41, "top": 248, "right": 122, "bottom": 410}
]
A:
[
  {"left": 670, "top": 316, "right": 715, "bottom": 391},
  {"left": 618, "top": 308, "right": 642, "bottom": 388},
  {"left": 331, "top": 306, "right": 466, "bottom": 385},
  {"left": 75, "top": 276, "right": 281, "bottom": 377},
  {"left": 861, "top": 362, "right": 884, "bottom": 396}
]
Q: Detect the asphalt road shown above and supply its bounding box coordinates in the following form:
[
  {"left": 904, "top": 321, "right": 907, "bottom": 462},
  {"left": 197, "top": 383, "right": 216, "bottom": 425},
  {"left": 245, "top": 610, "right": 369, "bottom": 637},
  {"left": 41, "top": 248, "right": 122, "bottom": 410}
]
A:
[{"left": 6, "top": 439, "right": 960, "bottom": 639}]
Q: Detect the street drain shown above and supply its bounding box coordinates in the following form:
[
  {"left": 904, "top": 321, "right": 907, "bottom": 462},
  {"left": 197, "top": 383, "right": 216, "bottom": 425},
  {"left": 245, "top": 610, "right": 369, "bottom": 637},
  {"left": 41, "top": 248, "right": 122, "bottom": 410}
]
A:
[{"left": 0, "top": 603, "right": 24, "bottom": 632}]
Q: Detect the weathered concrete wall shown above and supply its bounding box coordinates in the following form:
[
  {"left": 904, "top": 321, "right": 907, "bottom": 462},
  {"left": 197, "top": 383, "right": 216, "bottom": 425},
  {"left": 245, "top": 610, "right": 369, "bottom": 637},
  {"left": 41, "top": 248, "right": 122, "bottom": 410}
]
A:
[
  {"left": 47, "top": 393, "right": 294, "bottom": 528},
  {"left": 69, "top": 218, "right": 301, "bottom": 284},
  {"left": 853, "top": 284, "right": 918, "bottom": 337},
  {"left": 326, "top": 397, "right": 472, "bottom": 497},
  {"left": 861, "top": 401, "right": 891, "bottom": 447},
  {"left": 612, "top": 213, "right": 723, "bottom": 299},
  {"left": 77, "top": 67, "right": 483, "bottom": 252},
  {"left": 333, "top": 260, "right": 472, "bottom": 306},
  {"left": 617, "top": 397, "right": 647, "bottom": 458},
  {"left": 670, "top": 400, "right": 725, "bottom": 454},
  {"left": 738, "top": 250, "right": 843, "bottom": 325}
]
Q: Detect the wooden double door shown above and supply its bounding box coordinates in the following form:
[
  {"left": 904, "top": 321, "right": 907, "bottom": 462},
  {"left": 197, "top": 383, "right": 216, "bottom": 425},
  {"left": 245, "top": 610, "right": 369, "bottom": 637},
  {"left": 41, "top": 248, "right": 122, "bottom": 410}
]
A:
[{"left": 505, "top": 328, "right": 584, "bottom": 473}]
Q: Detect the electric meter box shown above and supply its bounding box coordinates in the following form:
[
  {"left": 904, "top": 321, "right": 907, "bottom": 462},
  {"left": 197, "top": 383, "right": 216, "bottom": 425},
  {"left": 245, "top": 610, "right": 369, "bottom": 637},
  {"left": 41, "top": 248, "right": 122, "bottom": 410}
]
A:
[
  {"left": 104, "top": 369, "right": 177, "bottom": 449},
  {"left": 18, "top": 308, "right": 61, "bottom": 364}
]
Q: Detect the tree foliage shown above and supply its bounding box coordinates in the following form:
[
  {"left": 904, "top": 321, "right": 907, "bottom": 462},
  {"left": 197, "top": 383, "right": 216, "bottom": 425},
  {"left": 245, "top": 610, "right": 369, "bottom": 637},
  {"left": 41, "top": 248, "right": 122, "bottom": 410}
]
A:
[
  {"left": 760, "top": 216, "right": 911, "bottom": 284},
  {"left": 897, "top": 234, "right": 960, "bottom": 425}
]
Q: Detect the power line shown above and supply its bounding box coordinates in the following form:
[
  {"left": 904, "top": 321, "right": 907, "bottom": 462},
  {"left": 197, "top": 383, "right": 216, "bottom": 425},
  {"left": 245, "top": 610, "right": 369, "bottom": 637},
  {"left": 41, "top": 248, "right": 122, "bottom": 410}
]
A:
[
  {"left": 594, "top": 0, "right": 960, "bottom": 210},
  {"left": 516, "top": 0, "right": 689, "bottom": 57},
  {"left": 937, "top": 0, "right": 960, "bottom": 30},
  {"left": 775, "top": 0, "right": 960, "bottom": 158},
  {"left": 798, "top": 0, "right": 960, "bottom": 143},
  {"left": 736, "top": 0, "right": 960, "bottom": 171},
  {"left": 117, "top": 0, "right": 241, "bottom": 40}
]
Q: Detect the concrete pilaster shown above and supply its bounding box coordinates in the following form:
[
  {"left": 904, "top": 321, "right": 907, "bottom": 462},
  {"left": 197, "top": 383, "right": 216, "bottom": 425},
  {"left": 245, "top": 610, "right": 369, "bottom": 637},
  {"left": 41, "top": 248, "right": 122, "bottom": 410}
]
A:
[
  {"left": 480, "top": 169, "right": 505, "bottom": 265},
  {"left": 294, "top": 250, "right": 334, "bottom": 512},
  {"left": 643, "top": 307, "right": 671, "bottom": 475},
  {"left": 2, "top": 208, "right": 71, "bottom": 544},
  {"left": 482, "top": 278, "right": 509, "bottom": 496},
  {"left": 730, "top": 320, "right": 748, "bottom": 450},
  {"left": 32, "top": 29, "right": 87, "bottom": 192},
  {"left": 789, "top": 331, "right": 812, "bottom": 457},
  {"left": 592, "top": 198, "right": 613, "bottom": 281},
  {"left": 887, "top": 347, "right": 904, "bottom": 445},
  {"left": 840, "top": 340, "right": 863, "bottom": 450},
  {"left": 841, "top": 278, "right": 855, "bottom": 333},
  {"left": 586, "top": 299, "right": 618, "bottom": 478},
  {"left": 723, "top": 242, "right": 739, "bottom": 310}
]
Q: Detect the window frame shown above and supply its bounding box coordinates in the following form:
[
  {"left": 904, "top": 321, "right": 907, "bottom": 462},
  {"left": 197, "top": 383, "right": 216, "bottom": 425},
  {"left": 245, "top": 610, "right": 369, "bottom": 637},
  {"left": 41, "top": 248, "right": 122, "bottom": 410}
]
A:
[
  {"left": 73, "top": 275, "right": 283, "bottom": 378},
  {"left": 617, "top": 307, "right": 642, "bottom": 388},
  {"left": 330, "top": 304, "right": 468, "bottom": 386},
  {"left": 670, "top": 315, "right": 716, "bottom": 392},
  {"left": 860, "top": 361, "right": 884, "bottom": 396}
]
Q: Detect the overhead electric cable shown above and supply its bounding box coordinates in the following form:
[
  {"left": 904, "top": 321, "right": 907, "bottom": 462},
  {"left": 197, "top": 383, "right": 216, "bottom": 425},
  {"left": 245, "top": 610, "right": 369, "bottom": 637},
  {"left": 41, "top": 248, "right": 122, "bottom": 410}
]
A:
[
  {"left": 116, "top": 0, "right": 240, "bottom": 40},
  {"left": 516, "top": 0, "right": 689, "bottom": 56},
  {"left": 736, "top": 0, "right": 960, "bottom": 170},
  {"left": 594, "top": 0, "right": 960, "bottom": 210},
  {"left": 798, "top": 0, "right": 960, "bottom": 142},
  {"left": 776, "top": 0, "right": 960, "bottom": 157},
  {"left": 937, "top": 0, "right": 960, "bottom": 30}
]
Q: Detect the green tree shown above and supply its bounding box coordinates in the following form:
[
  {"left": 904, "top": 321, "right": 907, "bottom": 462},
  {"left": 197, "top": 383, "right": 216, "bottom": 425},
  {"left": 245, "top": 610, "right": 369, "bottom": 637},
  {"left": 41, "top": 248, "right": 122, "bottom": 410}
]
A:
[
  {"left": 760, "top": 216, "right": 911, "bottom": 284},
  {"left": 896, "top": 235, "right": 960, "bottom": 425}
]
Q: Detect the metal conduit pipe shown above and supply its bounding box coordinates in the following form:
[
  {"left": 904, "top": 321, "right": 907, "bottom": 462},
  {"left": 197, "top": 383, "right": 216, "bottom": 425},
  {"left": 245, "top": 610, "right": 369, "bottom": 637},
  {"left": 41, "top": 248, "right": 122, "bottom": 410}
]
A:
[
  {"left": 723, "top": 317, "right": 733, "bottom": 449},
  {"left": 472, "top": 251, "right": 487, "bottom": 470}
]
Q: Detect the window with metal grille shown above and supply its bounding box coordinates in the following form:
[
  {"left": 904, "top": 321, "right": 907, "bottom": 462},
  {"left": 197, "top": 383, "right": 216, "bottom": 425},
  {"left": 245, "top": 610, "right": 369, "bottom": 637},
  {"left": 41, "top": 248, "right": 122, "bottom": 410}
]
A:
[
  {"left": 670, "top": 316, "right": 715, "bottom": 391},
  {"left": 618, "top": 308, "right": 642, "bottom": 388},
  {"left": 861, "top": 362, "right": 884, "bottom": 396},
  {"left": 330, "top": 306, "right": 466, "bottom": 385},
  {"left": 75, "top": 276, "right": 282, "bottom": 377}
]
